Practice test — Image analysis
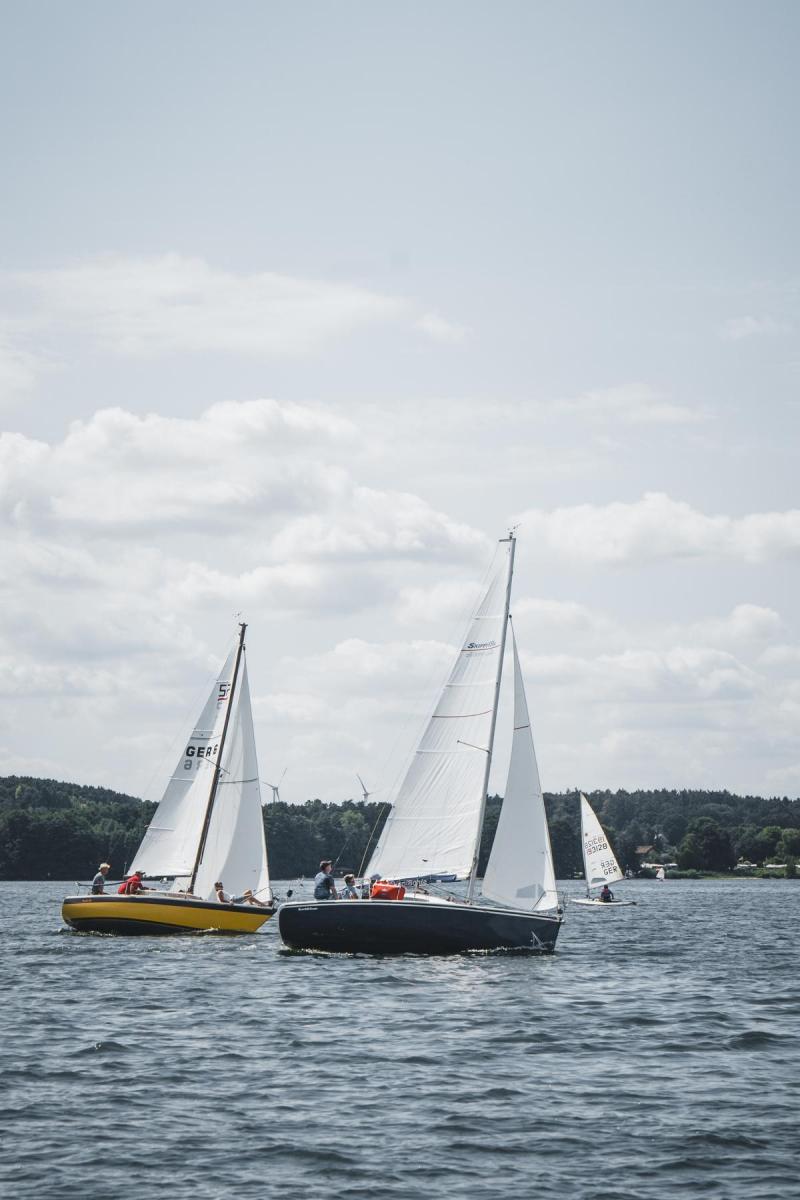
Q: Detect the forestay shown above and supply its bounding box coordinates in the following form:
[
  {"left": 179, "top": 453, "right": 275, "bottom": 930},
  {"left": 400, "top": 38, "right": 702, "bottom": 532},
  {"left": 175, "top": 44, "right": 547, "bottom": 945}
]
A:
[
  {"left": 131, "top": 650, "right": 238, "bottom": 880},
  {"left": 482, "top": 630, "right": 558, "bottom": 912},
  {"left": 580, "top": 793, "right": 624, "bottom": 887},
  {"left": 367, "top": 543, "right": 513, "bottom": 882}
]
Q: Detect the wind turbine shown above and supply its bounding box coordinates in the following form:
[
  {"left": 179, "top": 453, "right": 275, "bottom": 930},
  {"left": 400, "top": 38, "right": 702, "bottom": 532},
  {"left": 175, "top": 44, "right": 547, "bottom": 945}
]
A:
[
  {"left": 265, "top": 767, "right": 287, "bottom": 803},
  {"left": 356, "top": 773, "right": 374, "bottom": 802}
]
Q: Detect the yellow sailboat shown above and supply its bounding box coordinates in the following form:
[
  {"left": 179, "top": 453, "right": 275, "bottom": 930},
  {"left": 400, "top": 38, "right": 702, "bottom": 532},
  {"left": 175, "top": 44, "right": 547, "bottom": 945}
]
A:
[{"left": 62, "top": 623, "right": 274, "bottom": 935}]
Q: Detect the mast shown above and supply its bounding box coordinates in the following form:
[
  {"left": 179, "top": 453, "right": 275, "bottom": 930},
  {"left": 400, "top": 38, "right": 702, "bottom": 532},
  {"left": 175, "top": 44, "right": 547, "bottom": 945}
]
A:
[
  {"left": 189, "top": 622, "right": 247, "bottom": 894},
  {"left": 466, "top": 532, "right": 516, "bottom": 902}
]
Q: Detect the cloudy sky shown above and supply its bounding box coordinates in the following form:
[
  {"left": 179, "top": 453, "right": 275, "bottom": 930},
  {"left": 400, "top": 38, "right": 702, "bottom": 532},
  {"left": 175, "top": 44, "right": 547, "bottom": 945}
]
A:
[{"left": 1, "top": 1, "right": 799, "bottom": 806}]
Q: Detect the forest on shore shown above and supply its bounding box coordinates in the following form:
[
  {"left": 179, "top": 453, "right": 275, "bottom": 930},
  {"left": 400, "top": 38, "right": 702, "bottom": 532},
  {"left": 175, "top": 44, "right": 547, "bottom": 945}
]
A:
[{"left": 1, "top": 775, "right": 799, "bottom": 881}]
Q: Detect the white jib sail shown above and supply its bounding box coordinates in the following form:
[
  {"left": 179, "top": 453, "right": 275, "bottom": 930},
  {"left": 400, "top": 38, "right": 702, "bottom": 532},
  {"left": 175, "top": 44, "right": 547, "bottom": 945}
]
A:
[
  {"left": 194, "top": 658, "right": 271, "bottom": 902},
  {"left": 367, "top": 542, "right": 513, "bottom": 882},
  {"left": 482, "top": 630, "right": 558, "bottom": 912},
  {"left": 580, "top": 794, "right": 624, "bottom": 887},
  {"left": 131, "top": 649, "right": 238, "bottom": 879}
]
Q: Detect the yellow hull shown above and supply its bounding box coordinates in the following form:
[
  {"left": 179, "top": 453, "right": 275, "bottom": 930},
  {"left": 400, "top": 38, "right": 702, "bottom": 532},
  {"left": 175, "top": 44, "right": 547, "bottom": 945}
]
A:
[{"left": 61, "top": 893, "right": 272, "bottom": 935}]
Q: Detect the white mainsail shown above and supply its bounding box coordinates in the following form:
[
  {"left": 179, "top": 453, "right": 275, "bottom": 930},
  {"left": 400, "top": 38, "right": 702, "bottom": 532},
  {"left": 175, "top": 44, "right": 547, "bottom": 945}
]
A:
[
  {"left": 482, "top": 630, "right": 558, "bottom": 912},
  {"left": 367, "top": 542, "right": 513, "bottom": 883},
  {"left": 131, "top": 639, "right": 270, "bottom": 901},
  {"left": 580, "top": 793, "right": 624, "bottom": 887},
  {"left": 194, "top": 659, "right": 271, "bottom": 901},
  {"left": 130, "top": 649, "right": 237, "bottom": 880}
]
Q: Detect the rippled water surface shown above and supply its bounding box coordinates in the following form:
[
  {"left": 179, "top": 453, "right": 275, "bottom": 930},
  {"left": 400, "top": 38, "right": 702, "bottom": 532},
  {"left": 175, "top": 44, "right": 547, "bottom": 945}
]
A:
[{"left": 1, "top": 879, "right": 798, "bottom": 1198}]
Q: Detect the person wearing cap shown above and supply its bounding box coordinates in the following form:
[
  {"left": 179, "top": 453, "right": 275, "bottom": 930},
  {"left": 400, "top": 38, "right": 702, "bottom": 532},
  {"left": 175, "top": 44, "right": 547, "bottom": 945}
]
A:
[
  {"left": 313, "top": 860, "right": 337, "bottom": 901},
  {"left": 91, "top": 863, "right": 111, "bottom": 894},
  {"left": 341, "top": 873, "right": 359, "bottom": 899}
]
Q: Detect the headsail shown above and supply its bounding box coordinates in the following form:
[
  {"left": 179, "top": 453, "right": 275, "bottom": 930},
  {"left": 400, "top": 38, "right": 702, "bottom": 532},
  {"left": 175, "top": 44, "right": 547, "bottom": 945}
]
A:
[
  {"left": 367, "top": 541, "right": 514, "bottom": 883},
  {"left": 130, "top": 649, "right": 238, "bottom": 880},
  {"left": 580, "top": 794, "right": 624, "bottom": 887},
  {"left": 482, "top": 629, "right": 558, "bottom": 912}
]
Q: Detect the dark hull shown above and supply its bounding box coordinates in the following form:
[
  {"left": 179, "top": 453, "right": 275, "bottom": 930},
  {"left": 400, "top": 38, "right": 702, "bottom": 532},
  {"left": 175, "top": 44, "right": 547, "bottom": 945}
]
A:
[{"left": 277, "top": 898, "right": 562, "bottom": 954}]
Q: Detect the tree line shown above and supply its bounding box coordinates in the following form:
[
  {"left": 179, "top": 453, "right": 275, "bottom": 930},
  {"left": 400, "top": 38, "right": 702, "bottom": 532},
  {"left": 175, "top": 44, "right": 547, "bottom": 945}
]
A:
[{"left": 1, "top": 775, "right": 799, "bottom": 880}]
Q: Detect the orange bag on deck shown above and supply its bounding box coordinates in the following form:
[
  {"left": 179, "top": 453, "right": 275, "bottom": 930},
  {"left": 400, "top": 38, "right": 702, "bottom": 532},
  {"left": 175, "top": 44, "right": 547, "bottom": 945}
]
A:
[{"left": 370, "top": 882, "right": 406, "bottom": 900}]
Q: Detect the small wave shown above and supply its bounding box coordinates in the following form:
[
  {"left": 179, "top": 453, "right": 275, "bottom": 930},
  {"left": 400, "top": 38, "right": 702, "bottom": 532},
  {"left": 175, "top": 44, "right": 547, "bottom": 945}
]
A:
[
  {"left": 727, "top": 1029, "right": 788, "bottom": 1049},
  {"left": 69, "top": 1040, "right": 130, "bottom": 1057}
]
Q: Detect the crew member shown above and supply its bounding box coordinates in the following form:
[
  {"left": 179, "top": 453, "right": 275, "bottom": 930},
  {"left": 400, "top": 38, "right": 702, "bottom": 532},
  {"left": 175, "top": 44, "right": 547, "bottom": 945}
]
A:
[
  {"left": 91, "top": 862, "right": 111, "bottom": 894},
  {"left": 313, "top": 860, "right": 337, "bottom": 900}
]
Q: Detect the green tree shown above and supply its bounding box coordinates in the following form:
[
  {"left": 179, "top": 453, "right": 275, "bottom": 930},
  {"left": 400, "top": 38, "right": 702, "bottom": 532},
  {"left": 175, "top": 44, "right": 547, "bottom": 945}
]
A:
[{"left": 677, "top": 817, "right": 735, "bottom": 871}]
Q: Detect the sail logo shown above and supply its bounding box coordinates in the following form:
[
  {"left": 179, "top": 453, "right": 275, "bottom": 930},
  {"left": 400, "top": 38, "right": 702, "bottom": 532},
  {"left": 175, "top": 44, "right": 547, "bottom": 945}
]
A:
[
  {"left": 464, "top": 640, "right": 498, "bottom": 652},
  {"left": 217, "top": 682, "right": 231, "bottom": 707},
  {"left": 183, "top": 741, "right": 219, "bottom": 770}
]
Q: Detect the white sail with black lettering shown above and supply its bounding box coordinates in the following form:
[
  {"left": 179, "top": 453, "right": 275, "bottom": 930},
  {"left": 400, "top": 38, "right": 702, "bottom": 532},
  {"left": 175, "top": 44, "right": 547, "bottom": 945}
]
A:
[
  {"left": 130, "top": 650, "right": 237, "bottom": 879},
  {"left": 482, "top": 630, "right": 558, "bottom": 912},
  {"left": 367, "top": 542, "right": 513, "bottom": 882},
  {"left": 194, "top": 659, "right": 271, "bottom": 901},
  {"left": 580, "top": 793, "right": 624, "bottom": 887}
]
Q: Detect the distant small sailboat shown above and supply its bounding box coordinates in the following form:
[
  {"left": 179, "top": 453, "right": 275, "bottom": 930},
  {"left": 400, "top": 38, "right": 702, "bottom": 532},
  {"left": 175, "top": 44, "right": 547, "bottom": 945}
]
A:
[
  {"left": 62, "top": 624, "right": 274, "bottom": 935},
  {"left": 571, "top": 793, "right": 636, "bottom": 908},
  {"left": 656, "top": 866, "right": 666, "bottom": 881}
]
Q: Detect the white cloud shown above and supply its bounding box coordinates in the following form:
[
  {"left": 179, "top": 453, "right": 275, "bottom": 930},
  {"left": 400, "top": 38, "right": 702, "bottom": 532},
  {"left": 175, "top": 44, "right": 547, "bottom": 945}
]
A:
[
  {"left": 516, "top": 493, "right": 800, "bottom": 566},
  {"left": 0, "top": 336, "right": 42, "bottom": 405},
  {"left": 9, "top": 254, "right": 405, "bottom": 358},
  {"left": 394, "top": 580, "right": 482, "bottom": 626},
  {"left": 268, "top": 490, "right": 489, "bottom": 561},
  {"left": 686, "top": 604, "right": 783, "bottom": 645},
  {"left": 720, "top": 314, "right": 790, "bottom": 341},
  {"left": 3, "top": 255, "right": 468, "bottom": 366},
  {"left": 415, "top": 311, "right": 468, "bottom": 344},
  {"left": 555, "top": 383, "right": 705, "bottom": 425}
]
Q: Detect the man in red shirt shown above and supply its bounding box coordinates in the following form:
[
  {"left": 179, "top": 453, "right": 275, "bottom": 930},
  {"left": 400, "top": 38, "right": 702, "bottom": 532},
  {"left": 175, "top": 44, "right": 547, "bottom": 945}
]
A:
[{"left": 117, "top": 870, "right": 146, "bottom": 895}]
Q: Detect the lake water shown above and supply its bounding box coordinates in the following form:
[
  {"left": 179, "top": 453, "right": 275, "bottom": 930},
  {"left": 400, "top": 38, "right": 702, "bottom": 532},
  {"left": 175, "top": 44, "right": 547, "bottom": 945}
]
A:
[{"left": 0, "top": 878, "right": 797, "bottom": 1199}]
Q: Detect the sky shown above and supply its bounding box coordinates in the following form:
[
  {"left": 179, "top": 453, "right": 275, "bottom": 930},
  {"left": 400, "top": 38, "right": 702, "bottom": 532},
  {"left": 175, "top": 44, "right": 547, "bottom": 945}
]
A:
[{"left": 1, "top": 0, "right": 799, "bottom": 807}]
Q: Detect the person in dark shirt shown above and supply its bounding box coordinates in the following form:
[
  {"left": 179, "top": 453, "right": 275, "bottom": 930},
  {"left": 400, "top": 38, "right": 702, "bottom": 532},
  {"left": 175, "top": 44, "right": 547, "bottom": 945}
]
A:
[
  {"left": 313, "top": 860, "right": 337, "bottom": 900},
  {"left": 599, "top": 883, "right": 614, "bottom": 902},
  {"left": 91, "top": 863, "right": 111, "bottom": 894}
]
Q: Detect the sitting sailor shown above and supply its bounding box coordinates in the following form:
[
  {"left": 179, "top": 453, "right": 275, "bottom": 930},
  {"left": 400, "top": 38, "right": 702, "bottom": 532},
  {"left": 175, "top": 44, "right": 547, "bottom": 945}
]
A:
[
  {"left": 313, "top": 860, "right": 338, "bottom": 900},
  {"left": 91, "top": 862, "right": 111, "bottom": 894},
  {"left": 599, "top": 883, "right": 614, "bottom": 903},
  {"left": 340, "top": 873, "right": 359, "bottom": 899}
]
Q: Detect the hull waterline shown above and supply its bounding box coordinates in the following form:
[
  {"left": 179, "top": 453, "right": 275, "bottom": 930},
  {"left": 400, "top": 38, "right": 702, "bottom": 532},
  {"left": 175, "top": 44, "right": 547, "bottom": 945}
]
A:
[
  {"left": 61, "top": 893, "right": 273, "bottom": 935},
  {"left": 277, "top": 898, "right": 562, "bottom": 954}
]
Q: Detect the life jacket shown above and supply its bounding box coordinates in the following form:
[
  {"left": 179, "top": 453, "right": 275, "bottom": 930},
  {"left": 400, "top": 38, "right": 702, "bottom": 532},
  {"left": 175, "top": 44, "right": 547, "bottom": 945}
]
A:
[{"left": 370, "top": 882, "right": 405, "bottom": 901}]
